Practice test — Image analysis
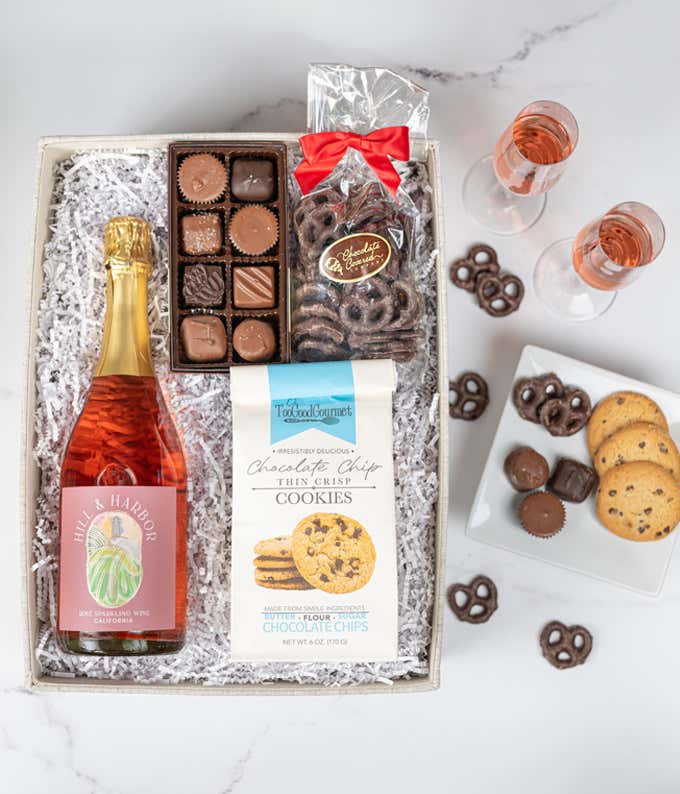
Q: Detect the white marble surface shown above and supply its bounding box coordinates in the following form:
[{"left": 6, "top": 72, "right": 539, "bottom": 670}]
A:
[{"left": 2, "top": 1, "right": 680, "bottom": 791}]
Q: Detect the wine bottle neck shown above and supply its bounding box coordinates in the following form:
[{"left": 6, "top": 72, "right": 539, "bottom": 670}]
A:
[{"left": 95, "top": 264, "right": 154, "bottom": 378}]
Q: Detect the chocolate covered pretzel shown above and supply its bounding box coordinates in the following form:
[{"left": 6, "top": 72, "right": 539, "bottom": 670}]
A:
[
  {"left": 293, "top": 187, "right": 344, "bottom": 278},
  {"left": 291, "top": 318, "right": 345, "bottom": 348},
  {"left": 292, "top": 180, "right": 421, "bottom": 362},
  {"left": 476, "top": 272, "right": 525, "bottom": 317},
  {"left": 512, "top": 373, "right": 565, "bottom": 424},
  {"left": 539, "top": 387, "right": 592, "bottom": 437},
  {"left": 449, "top": 243, "right": 501, "bottom": 292},
  {"left": 449, "top": 371, "right": 489, "bottom": 421},
  {"left": 339, "top": 275, "right": 395, "bottom": 332},
  {"left": 294, "top": 281, "right": 341, "bottom": 310},
  {"left": 540, "top": 620, "right": 593, "bottom": 670},
  {"left": 386, "top": 280, "right": 424, "bottom": 331},
  {"left": 447, "top": 575, "right": 498, "bottom": 624},
  {"left": 347, "top": 329, "right": 424, "bottom": 362}
]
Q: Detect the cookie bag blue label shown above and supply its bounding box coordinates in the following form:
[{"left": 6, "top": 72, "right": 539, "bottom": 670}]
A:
[{"left": 267, "top": 361, "right": 356, "bottom": 445}]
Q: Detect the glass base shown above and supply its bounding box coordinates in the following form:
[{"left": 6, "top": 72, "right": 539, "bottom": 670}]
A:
[
  {"left": 534, "top": 238, "right": 617, "bottom": 322},
  {"left": 462, "top": 154, "right": 546, "bottom": 235}
]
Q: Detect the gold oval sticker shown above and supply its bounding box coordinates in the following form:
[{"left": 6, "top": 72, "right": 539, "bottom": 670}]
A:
[{"left": 319, "top": 233, "right": 392, "bottom": 284}]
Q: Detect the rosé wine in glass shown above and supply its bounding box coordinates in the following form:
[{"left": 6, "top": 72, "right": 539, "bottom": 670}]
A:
[{"left": 463, "top": 100, "right": 579, "bottom": 235}]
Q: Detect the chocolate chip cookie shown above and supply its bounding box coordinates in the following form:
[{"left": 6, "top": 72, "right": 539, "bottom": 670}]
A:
[
  {"left": 291, "top": 513, "right": 376, "bottom": 594},
  {"left": 594, "top": 422, "right": 680, "bottom": 481},
  {"left": 254, "top": 573, "right": 314, "bottom": 590},
  {"left": 253, "top": 535, "right": 293, "bottom": 559},
  {"left": 596, "top": 461, "right": 680, "bottom": 541},
  {"left": 253, "top": 555, "right": 298, "bottom": 570},
  {"left": 587, "top": 391, "right": 669, "bottom": 456}
]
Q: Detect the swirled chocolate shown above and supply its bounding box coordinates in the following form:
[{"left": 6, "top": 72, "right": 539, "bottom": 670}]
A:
[{"left": 182, "top": 264, "right": 225, "bottom": 307}]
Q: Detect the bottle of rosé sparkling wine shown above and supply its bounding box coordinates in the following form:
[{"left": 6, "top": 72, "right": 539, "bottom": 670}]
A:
[{"left": 57, "top": 217, "right": 187, "bottom": 656}]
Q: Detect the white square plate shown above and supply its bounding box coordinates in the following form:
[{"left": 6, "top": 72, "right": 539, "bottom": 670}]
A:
[{"left": 467, "top": 345, "right": 680, "bottom": 596}]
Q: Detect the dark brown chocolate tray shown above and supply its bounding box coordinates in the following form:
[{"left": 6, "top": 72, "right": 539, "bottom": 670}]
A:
[{"left": 168, "top": 141, "right": 290, "bottom": 371}]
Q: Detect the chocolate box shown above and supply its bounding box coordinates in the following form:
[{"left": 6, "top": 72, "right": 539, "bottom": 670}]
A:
[
  {"left": 168, "top": 141, "right": 290, "bottom": 370},
  {"left": 21, "top": 133, "right": 448, "bottom": 694}
]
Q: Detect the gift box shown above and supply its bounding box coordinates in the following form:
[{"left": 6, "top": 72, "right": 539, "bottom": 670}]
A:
[{"left": 21, "top": 130, "right": 448, "bottom": 694}]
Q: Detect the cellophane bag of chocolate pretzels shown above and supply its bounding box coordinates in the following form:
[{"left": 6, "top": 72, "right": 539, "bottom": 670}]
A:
[{"left": 290, "top": 64, "right": 430, "bottom": 363}]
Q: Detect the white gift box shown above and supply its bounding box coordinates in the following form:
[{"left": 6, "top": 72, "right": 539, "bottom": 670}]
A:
[{"left": 21, "top": 133, "right": 449, "bottom": 694}]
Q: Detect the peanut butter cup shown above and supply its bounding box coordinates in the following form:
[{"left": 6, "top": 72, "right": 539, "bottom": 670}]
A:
[
  {"left": 519, "top": 491, "right": 565, "bottom": 538},
  {"left": 229, "top": 205, "right": 278, "bottom": 256},
  {"left": 178, "top": 154, "right": 227, "bottom": 203}
]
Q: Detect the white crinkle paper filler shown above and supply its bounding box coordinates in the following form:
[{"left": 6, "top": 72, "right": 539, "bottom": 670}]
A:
[{"left": 32, "top": 148, "right": 439, "bottom": 687}]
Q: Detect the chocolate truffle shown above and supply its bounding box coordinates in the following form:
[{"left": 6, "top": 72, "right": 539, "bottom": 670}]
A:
[
  {"left": 229, "top": 205, "right": 278, "bottom": 256},
  {"left": 233, "top": 266, "right": 275, "bottom": 309},
  {"left": 231, "top": 159, "right": 275, "bottom": 202},
  {"left": 519, "top": 492, "right": 565, "bottom": 538},
  {"left": 181, "top": 214, "right": 223, "bottom": 255},
  {"left": 548, "top": 458, "right": 598, "bottom": 503},
  {"left": 504, "top": 446, "right": 549, "bottom": 492},
  {"left": 182, "top": 264, "right": 224, "bottom": 307},
  {"left": 180, "top": 315, "right": 227, "bottom": 362},
  {"left": 232, "top": 319, "right": 276, "bottom": 363},
  {"left": 178, "top": 154, "right": 227, "bottom": 203}
]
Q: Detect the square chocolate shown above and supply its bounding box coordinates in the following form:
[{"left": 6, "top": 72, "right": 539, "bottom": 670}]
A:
[
  {"left": 548, "top": 458, "right": 598, "bottom": 503},
  {"left": 181, "top": 213, "right": 222, "bottom": 255},
  {"left": 180, "top": 315, "right": 227, "bottom": 362},
  {"left": 231, "top": 159, "right": 275, "bottom": 202},
  {"left": 182, "top": 264, "right": 225, "bottom": 308},
  {"left": 233, "top": 265, "right": 276, "bottom": 309}
]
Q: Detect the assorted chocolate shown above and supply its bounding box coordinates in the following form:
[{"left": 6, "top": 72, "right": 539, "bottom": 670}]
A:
[
  {"left": 183, "top": 264, "right": 224, "bottom": 307},
  {"left": 447, "top": 575, "right": 498, "bottom": 624},
  {"left": 291, "top": 183, "right": 424, "bottom": 361},
  {"left": 229, "top": 205, "right": 278, "bottom": 256},
  {"left": 449, "top": 371, "right": 489, "bottom": 421},
  {"left": 169, "top": 142, "right": 289, "bottom": 370},
  {"left": 503, "top": 440, "right": 598, "bottom": 537},
  {"left": 178, "top": 153, "right": 227, "bottom": 203},
  {"left": 504, "top": 447, "right": 549, "bottom": 491},
  {"left": 232, "top": 318, "right": 277, "bottom": 363},
  {"left": 230, "top": 159, "right": 275, "bottom": 202},
  {"left": 180, "top": 314, "right": 227, "bottom": 363},
  {"left": 513, "top": 372, "right": 592, "bottom": 436},
  {"left": 449, "top": 243, "right": 525, "bottom": 317},
  {"left": 548, "top": 458, "right": 598, "bottom": 503},
  {"left": 519, "top": 491, "right": 565, "bottom": 538}
]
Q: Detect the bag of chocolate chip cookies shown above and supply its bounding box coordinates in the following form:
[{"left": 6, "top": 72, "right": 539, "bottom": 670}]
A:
[
  {"left": 290, "top": 64, "right": 431, "bottom": 363},
  {"left": 230, "top": 359, "right": 398, "bottom": 662}
]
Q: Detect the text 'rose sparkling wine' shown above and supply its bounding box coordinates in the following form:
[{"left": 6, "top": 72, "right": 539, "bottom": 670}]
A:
[{"left": 57, "top": 217, "right": 187, "bottom": 656}]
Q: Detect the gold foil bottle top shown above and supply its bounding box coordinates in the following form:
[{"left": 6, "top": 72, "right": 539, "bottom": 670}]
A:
[{"left": 104, "top": 216, "right": 153, "bottom": 273}]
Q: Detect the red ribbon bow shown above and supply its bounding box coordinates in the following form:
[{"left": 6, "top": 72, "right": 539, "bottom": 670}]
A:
[{"left": 294, "top": 126, "right": 410, "bottom": 199}]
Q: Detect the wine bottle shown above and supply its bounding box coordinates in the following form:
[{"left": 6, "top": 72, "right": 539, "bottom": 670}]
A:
[{"left": 57, "top": 217, "right": 187, "bottom": 655}]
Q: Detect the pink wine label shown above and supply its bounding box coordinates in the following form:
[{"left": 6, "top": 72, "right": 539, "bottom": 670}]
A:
[{"left": 58, "top": 486, "right": 176, "bottom": 632}]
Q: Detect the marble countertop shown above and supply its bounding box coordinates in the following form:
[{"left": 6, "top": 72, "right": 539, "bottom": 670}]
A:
[{"left": 2, "top": 0, "right": 679, "bottom": 791}]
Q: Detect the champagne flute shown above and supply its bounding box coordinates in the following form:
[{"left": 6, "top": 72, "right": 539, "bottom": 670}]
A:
[
  {"left": 533, "top": 202, "right": 665, "bottom": 322},
  {"left": 463, "top": 100, "right": 579, "bottom": 235}
]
